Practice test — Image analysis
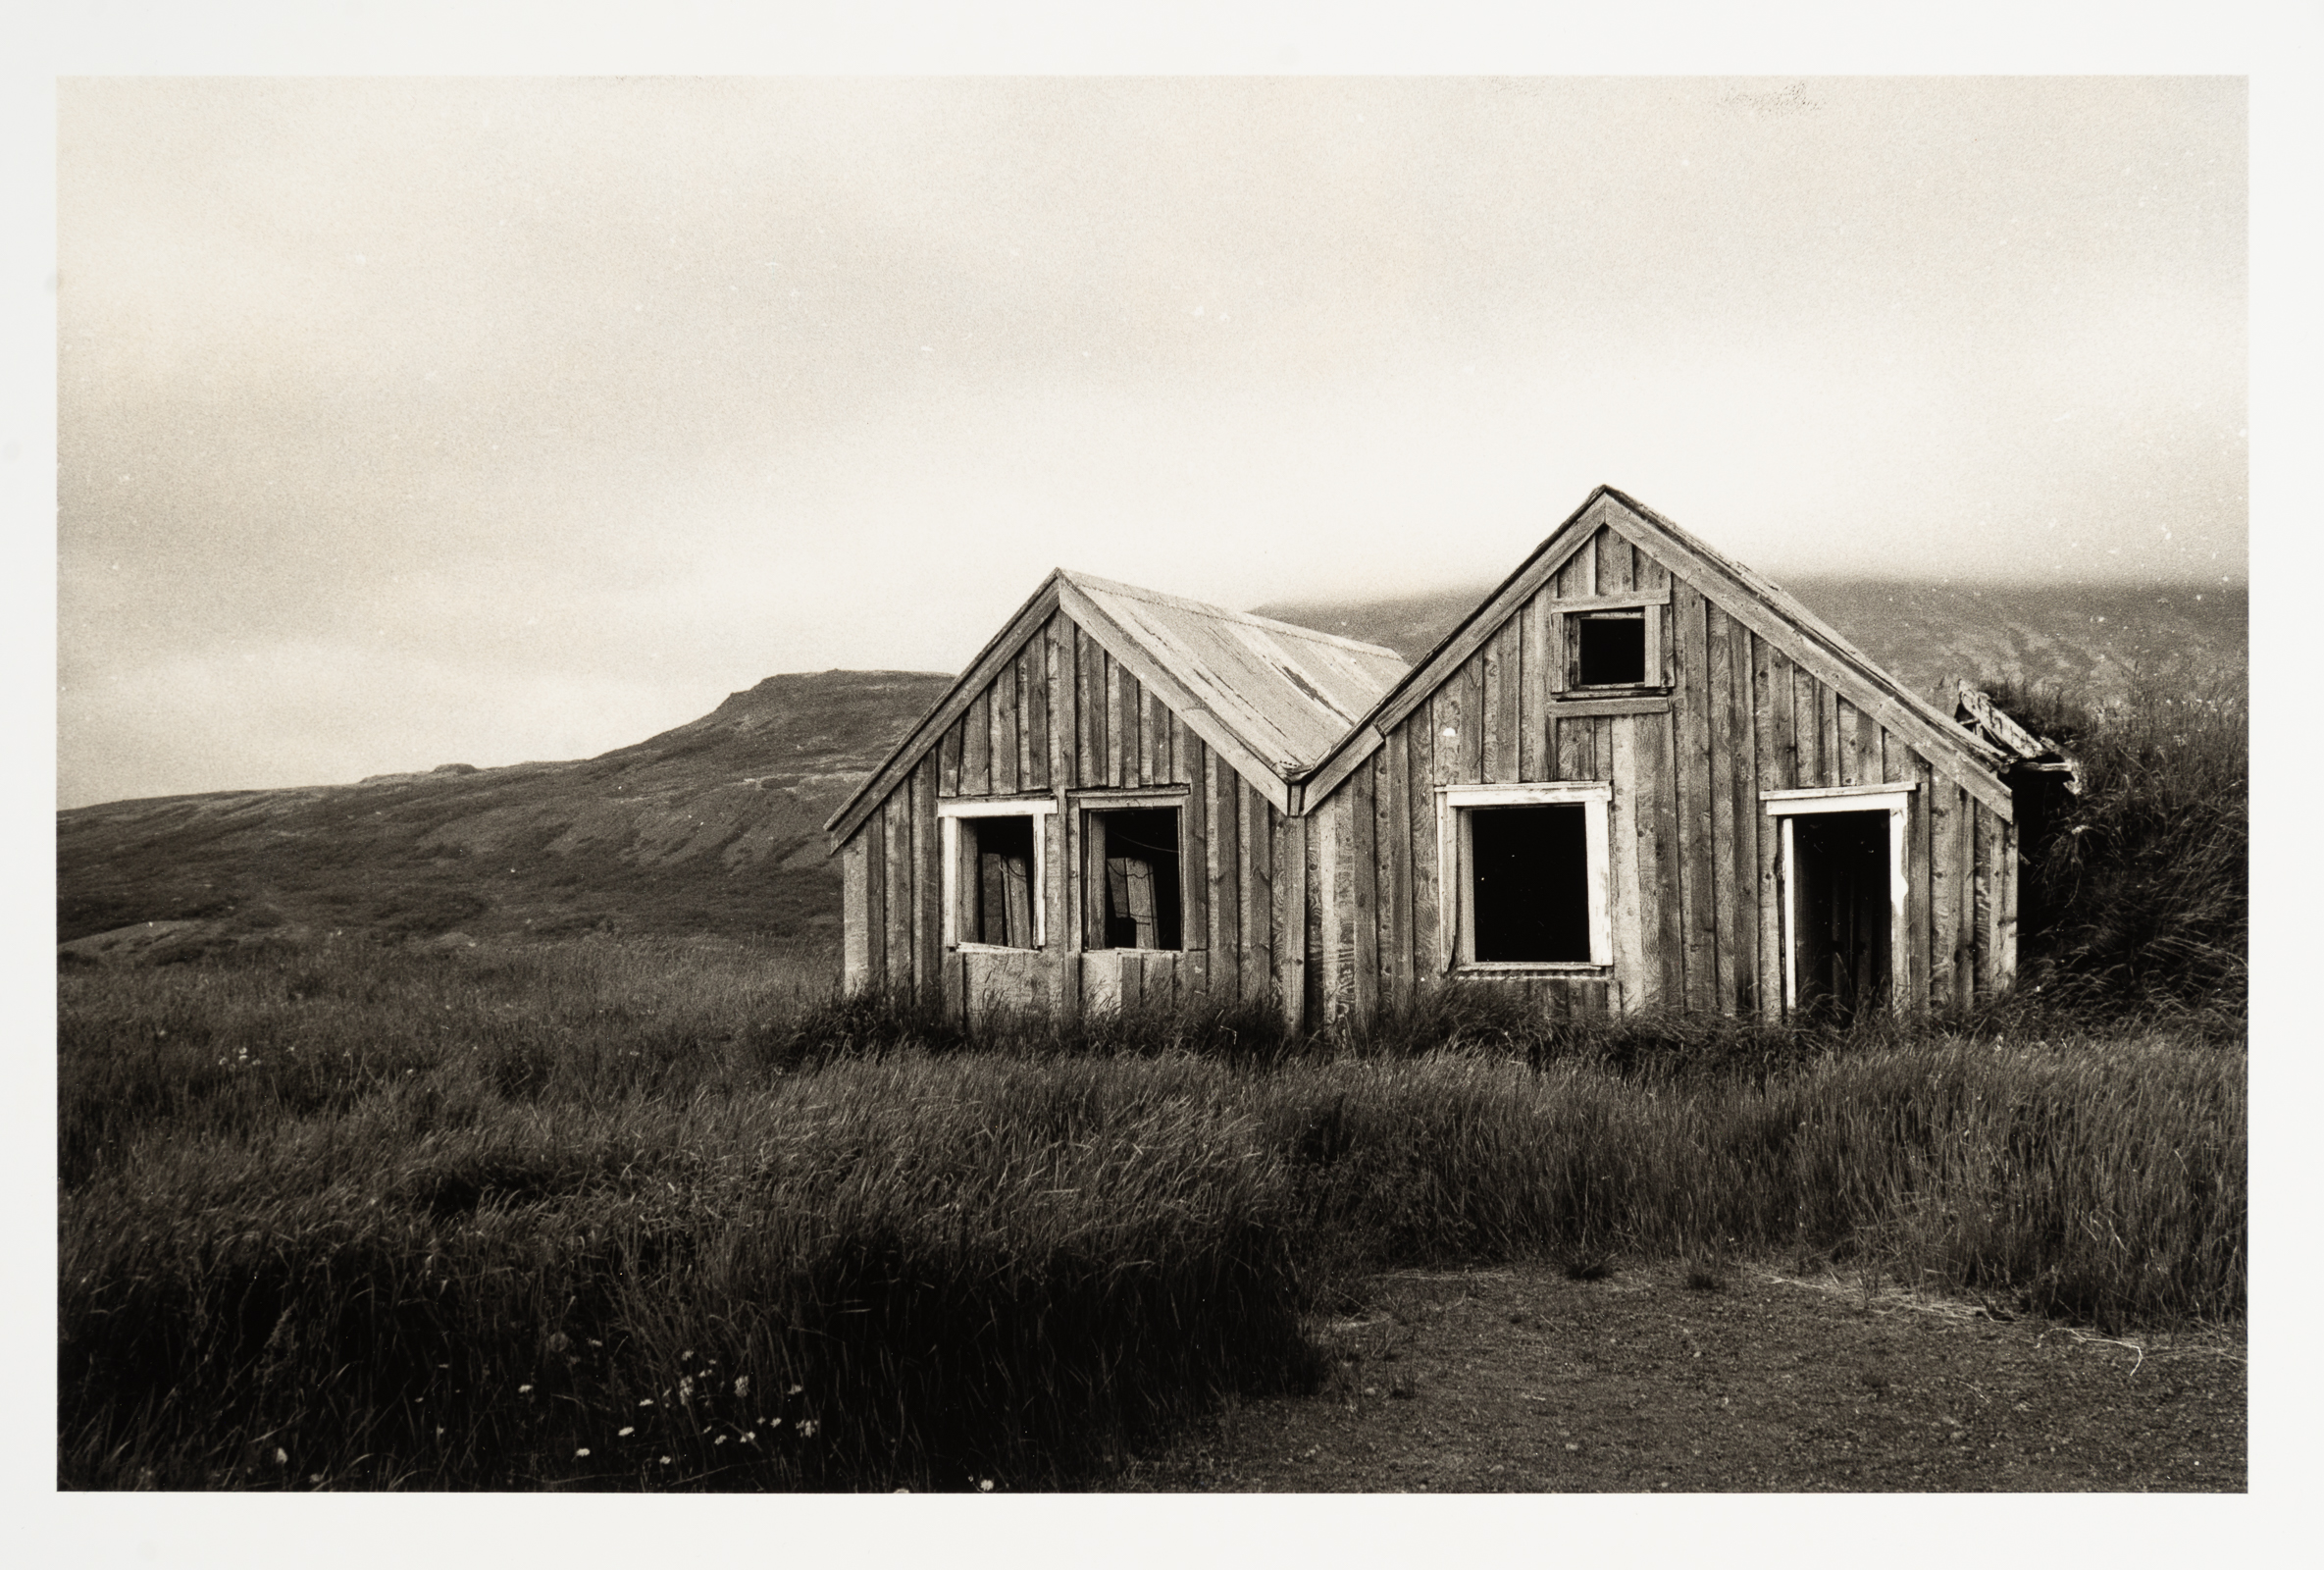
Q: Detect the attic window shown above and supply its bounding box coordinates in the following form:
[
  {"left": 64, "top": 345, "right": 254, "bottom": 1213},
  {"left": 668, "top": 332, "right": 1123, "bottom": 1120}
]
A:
[
  {"left": 1084, "top": 806, "right": 1183, "bottom": 951},
  {"left": 1574, "top": 609, "right": 1648, "bottom": 687}
]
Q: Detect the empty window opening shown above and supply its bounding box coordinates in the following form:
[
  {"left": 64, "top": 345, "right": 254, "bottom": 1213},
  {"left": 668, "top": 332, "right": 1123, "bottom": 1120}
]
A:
[
  {"left": 1575, "top": 610, "right": 1647, "bottom": 687},
  {"left": 1789, "top": 811, "right": 1890, "bottom": 1023},
  {"left": 967, "top": 813, "right": 1036, "bottom": 948},
  {"left": 1086, "top": 807, "right": 1183, "bottom": 950},
  {"left": 1470, "top": 804, "right": 1592, "bottom": 963}
]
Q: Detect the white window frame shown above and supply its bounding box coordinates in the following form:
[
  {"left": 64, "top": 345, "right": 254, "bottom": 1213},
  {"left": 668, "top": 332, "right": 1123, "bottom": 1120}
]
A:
[
  {"left": 938, "top": 796, "right": 1055, "bottom": 952},
  {"left": 1437, "top": 782, "right": 1613, "bottom": 972},
  {"left": 1761, "top": 784, "right": 1914, "bottom": 1017},
  {"left": 1566, "top": 597, "right": 1666, "bottom": 692},
  {"left": 1071, "top": 786, "right": 1192, "bottom": 953}
]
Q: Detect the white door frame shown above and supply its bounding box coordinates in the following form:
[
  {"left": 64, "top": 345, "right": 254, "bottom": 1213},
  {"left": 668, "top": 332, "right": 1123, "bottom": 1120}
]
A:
[{"left": 1762, "top": 784, "right": 1914, "bottom": 1017}]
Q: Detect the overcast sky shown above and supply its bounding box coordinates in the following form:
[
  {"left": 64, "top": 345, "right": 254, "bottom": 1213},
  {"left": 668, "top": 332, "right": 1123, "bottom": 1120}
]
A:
[{"left": 56, "top": 75, "right": 2246, "bottom": 808}]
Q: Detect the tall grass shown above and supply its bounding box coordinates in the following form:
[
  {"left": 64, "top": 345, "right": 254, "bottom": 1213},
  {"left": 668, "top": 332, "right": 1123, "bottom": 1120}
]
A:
[
  {"left": 60, "top": 944, "right": 2245, "bottom": 1491},
  {"left": 1986, "top": 671, "right": 2247, "bottom": 1022}
]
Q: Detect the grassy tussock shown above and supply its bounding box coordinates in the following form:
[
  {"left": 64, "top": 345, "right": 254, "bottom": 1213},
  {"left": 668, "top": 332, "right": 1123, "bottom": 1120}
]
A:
[
  {"left": 60, "top": 943, "right": 2243, "bottom": 1491},
  {"left": 1988, "top": 672, "right": 2247, "bottom": 1020}
]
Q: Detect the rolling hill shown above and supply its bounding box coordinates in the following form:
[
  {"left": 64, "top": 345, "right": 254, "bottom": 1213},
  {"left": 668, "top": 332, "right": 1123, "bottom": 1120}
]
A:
[{"left": 57, "top": 578, "right": 2245, "bottom": 967}]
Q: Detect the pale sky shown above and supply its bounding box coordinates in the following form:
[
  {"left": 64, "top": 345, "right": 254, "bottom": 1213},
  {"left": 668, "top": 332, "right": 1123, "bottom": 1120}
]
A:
[{"left": 55, "top": 74, "right": 2247, "bottom": 808}]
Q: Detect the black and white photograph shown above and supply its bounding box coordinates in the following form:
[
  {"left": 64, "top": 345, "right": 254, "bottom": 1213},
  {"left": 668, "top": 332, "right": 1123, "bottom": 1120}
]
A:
[{"left": 24, "top": 4, "right": 2300, "bottom": 1561}]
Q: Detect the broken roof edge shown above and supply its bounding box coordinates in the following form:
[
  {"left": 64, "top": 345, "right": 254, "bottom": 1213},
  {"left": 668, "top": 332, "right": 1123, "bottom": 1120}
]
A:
[{"left": 1057, "top": 568, "right": 1409, "bottom": 663}]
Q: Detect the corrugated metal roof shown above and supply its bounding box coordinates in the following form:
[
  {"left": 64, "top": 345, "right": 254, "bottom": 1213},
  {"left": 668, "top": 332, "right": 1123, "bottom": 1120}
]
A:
[{"left": 1059, "top": 571, "right": 1411, "bottom": 777}]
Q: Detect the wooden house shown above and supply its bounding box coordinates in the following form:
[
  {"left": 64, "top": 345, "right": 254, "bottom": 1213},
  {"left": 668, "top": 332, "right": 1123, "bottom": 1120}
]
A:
[
  {"left": 822, "top": 569, "right": 1412, "bottom": 1023},
  {"left": 828, "top": 487, "right": 2024, "bottom": 1026}
]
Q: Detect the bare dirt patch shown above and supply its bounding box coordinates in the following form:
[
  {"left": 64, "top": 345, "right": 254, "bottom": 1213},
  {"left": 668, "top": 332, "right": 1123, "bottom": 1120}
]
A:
[{"left": 1117, "top": 1261, "right": 2244, "bottom": 1493}]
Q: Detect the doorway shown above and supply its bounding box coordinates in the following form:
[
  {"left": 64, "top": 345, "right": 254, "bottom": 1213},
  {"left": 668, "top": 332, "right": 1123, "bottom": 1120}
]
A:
[{"left": 1786, "top": 810, "right": 1891, "bottom": 1023}]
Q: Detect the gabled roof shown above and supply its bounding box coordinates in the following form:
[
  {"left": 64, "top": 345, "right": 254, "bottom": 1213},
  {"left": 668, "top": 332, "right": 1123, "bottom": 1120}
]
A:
[
  {"left": 825, "top": 568, "right": 1409, "bottom": 845},
  {"left": 1300, "top": 487, "right": 2018, "bottom": 817}
]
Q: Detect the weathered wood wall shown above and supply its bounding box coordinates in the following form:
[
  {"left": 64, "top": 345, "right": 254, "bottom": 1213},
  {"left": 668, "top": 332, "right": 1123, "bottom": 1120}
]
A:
[
  {"left": 1311, "top": 521, "right": 2015, "bottom": 1023},
  {"left": 840, "top": 611, "right": 1309, "bottom": 1023}
]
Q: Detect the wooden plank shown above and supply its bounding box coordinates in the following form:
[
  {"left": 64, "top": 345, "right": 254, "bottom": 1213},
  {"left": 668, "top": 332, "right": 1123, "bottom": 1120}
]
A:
[
  {"left": 1408, "top": 716, "right": 1441, "bottom": 980},
  {"left": 991, "top": 657, "right": 1019, "bottom": 796},
  {"left": 1543, "top": 696, "right": 1673, "bottom": 719},
  {"left": 1707, "top": 602, "right": 1740, "bottom": 1016},
  {"left": 1610, "top": 714, "right": 1649, "bottom": 1007},
  {"left": 1556, "top": 714, "right": 1591, "bottom": 783},
  {"left": 1521, "top": 590, "right": 1551, "bottom": 781},
  {"left": 1930, "top": 778, "right": 1965, "bottom": 1011},
  {"left": 1897, "top": 740, "right": 1934, "bottom": 1019},
  {"left": 1025, "top": 629, "right": 1052, "bottom": 793},
  {"left": 962, "top": 688, "right": 992, "bottom": 798},
  {"left": 1483, "top": 619, "right": 1520, "bottom": 782},
  {"left": 1998, "top": 817, "right": 2019, "bottom": 993},
  {"left": 1673, "top": 583, "right": 1716, "bottom": 1012},
  {"left": 1382, "top": 725, "right": 1414, "bottom": 1005},
  {"left": 885, "top": 796, "right": 912, "bottom": 987},
  {"left": 1102, "top": 651, "right": 1126, "bottom": 788},
  {"left": 1727, "top": 613, "right": 1760, "bottom": 1018},
  {"left": 1243, "top": 781, "right": 1273, "bottom": 1003},
  {"left": 1315, "top": 791, "right": 1344, "bottom": 1022},
  {"left": 1180, "top": 727, "right": 1209, "bottom": 949},
  {"left": 1598, "top": 527, "right": 1633, "bottom": 592},
  {"left": 1558, "top": 538, "right": 1595, "bottom": 598},
  {"left": 1818, "top": 683, "right": 1841, "bottom": 791},
  {"left": 1049, "top": 617, "right": 1075, "bottom": 789},
  {"left": 1351, "top": 755, "right": 1380, "bottom": 1023},
  {"left": 1641, "top": 710, "right": 1685, "bottom": 1008},
  {"left": 842, "top": 833, "right": 870, "bottom": 993},
  {"left": 1750, "top": 632, "right": 1785, "bottom": 1020},
  {"left": 860, "top": 798, "right": 886, "bottom": 989},
  {"left": 1209, "top": 748, "right": 1241, "bottom": 993},
  {"left": 1454, "top": 654, "right": 1484, "bottom": 783},
  {"left": 1792, "top": 665, "right": 1822, "bottom": 788},
  {"left": 1536, "top": 589, "right": 1672, "bottom": 613},
  {"left": 939, "top": 715, "right": 963, "bottom": 799},
  {"left": 913, "top": 756, "right": 942, "bottom": 990},
  {"left": 1840, "top": 698, "right": 1880, "bottom": 790},
  {"left": 1971, "top": 802, "right": 1996, "bottom": 1003},
  {"left": 1139, "top": 682, "right": 1160, "bottom": 787},
  {"left": 1280, "top": 811, "right": 1309, "bottom": 1032},
  {"left": 1043, "top": 778, "right": 1069, "bottom": 962},
  {"left": 1076, "top": 624, "right": 1106, "bottom": 789}
]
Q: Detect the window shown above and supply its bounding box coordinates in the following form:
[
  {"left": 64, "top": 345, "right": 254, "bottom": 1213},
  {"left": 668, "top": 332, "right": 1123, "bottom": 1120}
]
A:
[
  {"left": 1440, "top": 783, "right": 1611, "bottom": 969},
  {"left": 1083, "top": 804, "right": 1183, "bottom": 950},
  {"left": 1565, "top": 601, "right": 1664, "bottom": 690},
  {"left": 939, "top": 799, "right": 1053, "bottom": 951}
]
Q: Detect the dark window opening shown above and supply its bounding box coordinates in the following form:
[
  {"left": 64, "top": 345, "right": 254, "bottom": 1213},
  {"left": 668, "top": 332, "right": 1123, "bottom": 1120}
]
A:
[
  {"left": 1790, "top": 811, "right": 1890, "bottom": 1023},
  {"left": 1086, "top": 807, "right": 1183, "bottom": 950},
  {"left": 1575, "top": 611, "right": 1647, "bottom": 687},
  {"left": 967, "top": 814, "right": 1036, "bottom": 948},
  {"left": 1470, "top": 804, "right": 1591, "bottom": 963}
]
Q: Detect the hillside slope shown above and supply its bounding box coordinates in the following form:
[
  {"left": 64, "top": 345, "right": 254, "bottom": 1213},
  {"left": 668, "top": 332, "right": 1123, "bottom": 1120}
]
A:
[{"left": 57, "top": 670, "right": 950, "bottom": 960}]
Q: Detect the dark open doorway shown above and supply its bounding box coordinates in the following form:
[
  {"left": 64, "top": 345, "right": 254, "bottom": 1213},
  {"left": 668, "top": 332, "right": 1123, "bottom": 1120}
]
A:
[{"left": 1789, "top": 811, "right": 1890, "bottom": 1022}]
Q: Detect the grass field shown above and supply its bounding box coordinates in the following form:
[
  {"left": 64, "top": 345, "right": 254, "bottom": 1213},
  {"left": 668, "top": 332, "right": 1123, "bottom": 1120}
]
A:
[{"left": 59, "top": 936, "right": 2244, "bottom": 1492}]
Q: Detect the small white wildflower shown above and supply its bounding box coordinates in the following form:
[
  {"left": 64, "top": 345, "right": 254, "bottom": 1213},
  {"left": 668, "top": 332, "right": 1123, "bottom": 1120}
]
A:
[
  {"left": 660, "top": 1455, "right": 672, "bottom": 1465},
  {"left": 714, "top": 1435, "right": 727, "bottom": 1445},
  {"left": 679, "top": 1375, "right": 695, "bottom": 1401},
  {"left": 733, "top": 1375, "right": 749, "bottom": 1398},
  {"left": 787, "top": 1384, "right": 803, "bottom": 1396},
  {"left": 798, "top": 1420, "right": 818, "bottom": 1439},
  {"left": 618, "top": 1426, "right": 634, "bottom": 1438},
  {"left": 639, "top": 1398, "right": 653, "bottom": 1407},
  {"left": 273, "top": 1447, "right": 288, "bottom": 1465},
  {"left": 681, "top": 1349, "right": 693, "bottom": 1361},
  {"left": 743, "top": 1432, "right": 756, "bottom": 1443},
  {"left": 575, "top": 1448, "right": 591, "bottom": 1458},
  {"left": 517, "top": 1385, "right": 533, "bottom": 1394},
  {"left": 979, "top": 1479, "right": 994, "bottom": 1492}
]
